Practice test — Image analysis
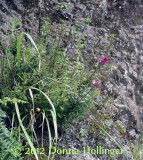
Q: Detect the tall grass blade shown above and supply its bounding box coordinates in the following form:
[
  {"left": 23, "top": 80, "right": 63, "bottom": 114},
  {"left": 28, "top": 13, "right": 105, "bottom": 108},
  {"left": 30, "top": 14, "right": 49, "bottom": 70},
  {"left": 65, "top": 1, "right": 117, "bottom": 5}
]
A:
[
  {"left": 93, "top": 118, "right": 128, "bottom": 160},
  {"left": 89, "top": 110, "right": 128, "bottom": 159},
  {"left": 50, "top": 110, "right": 58, "bottom": 143},
  {"left": 14, "top": 101, "right": 39, "bottom": 160},
  {"left": 17, "top": 32, "right": 41, "bottom": 70},
  {"left": 31, "top": 87, "right": 56, "bottom": 115},
  {"left": 45, "top": 115, "right": 52, "bottom": 160},
  {"left": 29, "top": 89, "right": 35, "bottom": 121},
  {"left": 24, "top": 33, "right": 41, "bottom": 70},
  {"left": 29, "top": 89, "right": 34, "bottom": 108},
  {"left": 31, "top": 87, "right": 58, "bottom": 143}
]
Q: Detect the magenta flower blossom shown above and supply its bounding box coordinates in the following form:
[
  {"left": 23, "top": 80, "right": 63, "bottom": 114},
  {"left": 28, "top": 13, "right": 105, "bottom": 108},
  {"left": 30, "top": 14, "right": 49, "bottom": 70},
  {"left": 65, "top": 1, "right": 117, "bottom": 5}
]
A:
[
  {"left": 18, "top": 30, "right": 23, "bottom": 35},
  {"left": 96, "top": 80, "right": 99, "bottom": 88},
  {"left": 92, "top": 80, "right": 99, "bottom": 88},
  {"left": 92, "top": 80, "right": 96, "bottom": 87},
  {"left": 98, "top": 58, "right": 102, "bottom": 64},
  {"left": 102, "top": 55, "right": 109, "bottom": 64},
  {"left": 98, "top": 55, "right": 109, "bottom": 65}
]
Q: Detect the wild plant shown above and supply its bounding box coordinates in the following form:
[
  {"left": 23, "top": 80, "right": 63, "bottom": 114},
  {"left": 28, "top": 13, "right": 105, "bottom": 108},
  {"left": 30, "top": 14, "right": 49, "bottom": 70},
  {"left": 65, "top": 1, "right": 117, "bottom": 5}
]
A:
[{"left": 0, "top": 17, "right": 114, "bottom": 160}]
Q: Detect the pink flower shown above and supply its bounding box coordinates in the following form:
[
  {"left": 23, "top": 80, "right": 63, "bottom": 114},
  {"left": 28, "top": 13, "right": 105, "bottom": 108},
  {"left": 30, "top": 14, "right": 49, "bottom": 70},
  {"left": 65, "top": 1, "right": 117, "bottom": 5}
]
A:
[
  {"left": 18, "top": 30, "right": 23, "bottom": 35},
  {"left": 98, "top": 58, "right": 102, "bottom": 64},
  {"left": 96, "top": 85, "right": 99, "bottom": 88},
  {"left": 96, "top": 80, "right": 99, "bottom": 88},
  {"left": 101, "top": 75, "right": 103, "bottom": 78},
  {"left": 98, "top": 55, "right": 109, "bottom": 65},
  {"left": 92, "top": 80, "right": 99, "bottom": 88},
  {"left": 92, "top": 80, "right": 96, "bottom": 87},
  {"left": 102, "top": 55, "right": 109, "bottom": 64}
]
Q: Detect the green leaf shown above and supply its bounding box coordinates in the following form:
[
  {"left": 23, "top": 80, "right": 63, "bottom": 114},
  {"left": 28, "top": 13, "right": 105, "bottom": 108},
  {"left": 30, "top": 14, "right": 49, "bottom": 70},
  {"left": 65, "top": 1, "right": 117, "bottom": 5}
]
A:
[
  {"left": 14, "top": 101, "right": 39, "bottom": 160},
  {"left": 17, "top": 32, "right": 41, "bottom": 70},
  {"left": 45, "top": 115, "right": 52, "bottom": 160}
]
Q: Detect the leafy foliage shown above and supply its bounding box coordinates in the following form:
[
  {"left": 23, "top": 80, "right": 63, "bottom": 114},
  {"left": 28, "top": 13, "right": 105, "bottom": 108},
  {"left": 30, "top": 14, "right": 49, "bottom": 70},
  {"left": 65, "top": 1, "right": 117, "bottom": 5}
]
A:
[
  {"left": 0, "top": 17, "right": 112, "bottom": 159},
  {"left": 0, "top": 108, "right": 23, "bottom": 160}
]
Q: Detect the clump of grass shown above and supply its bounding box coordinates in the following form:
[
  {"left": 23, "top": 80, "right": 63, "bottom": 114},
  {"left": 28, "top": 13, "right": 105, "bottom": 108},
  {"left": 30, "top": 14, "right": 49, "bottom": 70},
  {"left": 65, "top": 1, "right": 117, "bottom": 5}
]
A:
[{"left": 0, "top": 17, "right": 113, "bottom": 159}]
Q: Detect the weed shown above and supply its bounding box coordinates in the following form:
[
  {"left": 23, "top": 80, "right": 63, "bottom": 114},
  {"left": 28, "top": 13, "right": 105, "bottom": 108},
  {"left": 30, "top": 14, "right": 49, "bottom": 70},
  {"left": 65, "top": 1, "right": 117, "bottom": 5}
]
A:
[{"left": 0, "top": 17, "right": 113, "bottom": 159}]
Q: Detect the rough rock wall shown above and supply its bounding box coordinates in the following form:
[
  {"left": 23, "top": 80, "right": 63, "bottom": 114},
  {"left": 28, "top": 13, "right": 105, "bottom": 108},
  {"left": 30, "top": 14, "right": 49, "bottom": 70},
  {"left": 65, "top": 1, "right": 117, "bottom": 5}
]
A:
[
  {"left": 48, "top": 0, "right": 143, "bottom": 159},
  {"left": 0, "top": 0, "right": 45, "bottom": 38},
  {"left": 107, "top": 0, "right": 143, "bottom": 132},
  {"left": 1, "top": 0, "right": 143, "bottom": 159},
  {"left": 51, "top": 1, "right": 142, "bottom": 159}
]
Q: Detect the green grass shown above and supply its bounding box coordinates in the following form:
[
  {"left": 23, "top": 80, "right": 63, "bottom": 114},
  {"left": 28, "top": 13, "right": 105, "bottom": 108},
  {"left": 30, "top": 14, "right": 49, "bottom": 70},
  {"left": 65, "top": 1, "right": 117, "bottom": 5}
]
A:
[{"left": 0, "top": 17, "right": 114, "bottom": 159}]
